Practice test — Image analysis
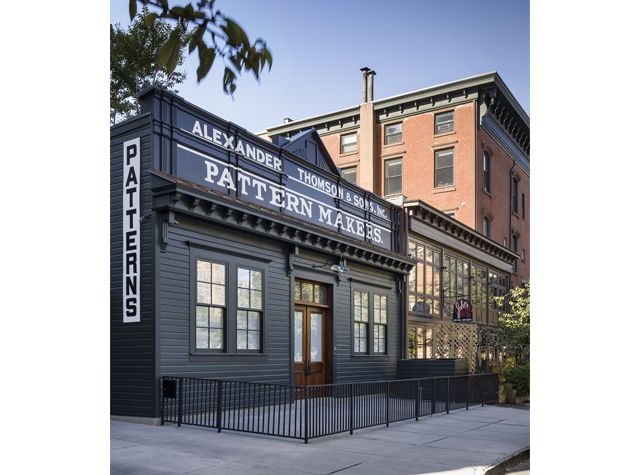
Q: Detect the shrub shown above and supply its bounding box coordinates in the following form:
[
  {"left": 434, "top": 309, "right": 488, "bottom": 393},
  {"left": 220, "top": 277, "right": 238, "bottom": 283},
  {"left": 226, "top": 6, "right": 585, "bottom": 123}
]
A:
[{"left": 502, "top": 363, "right": 529, "bottom": 396}]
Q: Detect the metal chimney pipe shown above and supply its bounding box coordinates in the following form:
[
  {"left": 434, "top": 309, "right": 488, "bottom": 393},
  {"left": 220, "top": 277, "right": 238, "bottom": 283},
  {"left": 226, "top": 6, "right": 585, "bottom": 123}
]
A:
[
  {"left": 367, "top": 70, "right": 376, "bottom": 102},
  {"left": 360, "top": 67, "right": 370, "bottom": 103}
]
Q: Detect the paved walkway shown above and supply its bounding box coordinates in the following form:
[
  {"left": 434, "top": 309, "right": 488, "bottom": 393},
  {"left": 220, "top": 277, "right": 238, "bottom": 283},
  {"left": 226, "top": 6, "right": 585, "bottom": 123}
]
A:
[{"left": 111, "top": 405, "right": 529, "bottom": 475}]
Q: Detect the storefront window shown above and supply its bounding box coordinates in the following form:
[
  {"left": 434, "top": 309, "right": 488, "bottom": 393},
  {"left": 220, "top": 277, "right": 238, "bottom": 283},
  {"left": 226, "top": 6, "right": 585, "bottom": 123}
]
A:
[
  {"left": 195, "top": 260, "right": 226, "bottom": 350},
  {"left": 443, "top": 254, "right": 470, "bottom": 319},
  {"left": 353, "top": 291, "right": 369, "bottom": 353},
  {"left": 408, "top": 240, "right": 441, "bottom": 318},
  {"left": 373, "top": 295, "right": 387, "bottom": 353},
  {"left": 471, "top": 264, "right": 488, "bottom": 324},
  {"left": 408, "top": 325, "right": 433, "bottom": 359},
  {"left": 236, "top": 267, "right": 263, "bottom": 350},
  {"left": 488, "top": 271, "right": 508, "bottom": 325}
]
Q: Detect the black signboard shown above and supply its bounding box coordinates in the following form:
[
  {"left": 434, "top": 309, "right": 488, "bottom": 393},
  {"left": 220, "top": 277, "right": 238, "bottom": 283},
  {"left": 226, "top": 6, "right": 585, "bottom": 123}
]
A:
[
  {"left": 452, "top": 299, "right": 473, "bottom": 322},
  {"left": 172, "top": 110, "right": 395, "bottom": 250}
]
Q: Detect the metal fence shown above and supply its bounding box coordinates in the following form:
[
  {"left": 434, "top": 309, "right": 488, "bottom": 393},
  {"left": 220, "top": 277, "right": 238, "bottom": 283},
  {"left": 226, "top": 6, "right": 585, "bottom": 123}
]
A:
[{"left": 161, "top": 373, "right": 499, "bottom": 443}]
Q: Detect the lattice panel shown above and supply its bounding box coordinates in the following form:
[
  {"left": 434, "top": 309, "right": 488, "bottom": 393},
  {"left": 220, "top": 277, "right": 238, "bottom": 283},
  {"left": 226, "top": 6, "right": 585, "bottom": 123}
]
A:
[{"left": 432, "top": 322, "right": 479, "bottom": 374}]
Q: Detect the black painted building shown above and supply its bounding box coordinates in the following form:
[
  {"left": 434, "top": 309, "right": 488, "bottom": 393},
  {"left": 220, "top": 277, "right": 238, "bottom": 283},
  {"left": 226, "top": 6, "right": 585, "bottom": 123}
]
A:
[{"left": 110, "top": 87, "right": 415, "bottom": 421}]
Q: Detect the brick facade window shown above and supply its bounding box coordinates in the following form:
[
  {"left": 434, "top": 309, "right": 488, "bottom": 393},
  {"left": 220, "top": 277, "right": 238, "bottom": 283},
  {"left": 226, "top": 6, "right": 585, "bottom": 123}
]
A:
[
  {"left": 341, "top": 166, "right": 357, "bottom": 184},
  {"left": 482, "top": 216, "right": 491, "bottom": 237},
  {"left": 483, "top": 152, "right": 491, "bottom": 192},
  {"left": 384, "top": 123, "right": 403, "bottom": 145},
  {"left": 435, "top": 111, "right": 454, "bottom": 134},
  {"left": 512, "top": 177, "right": 519, "bottom": 213},
  {"left": 384, "top": 158, "right": 402, "bottom": 195},
  {"left": 434, "top": 149, "right": 454, "bottom": 187},
  {"left": 340, "top": 132, "right": 357, "bottom": 154}
]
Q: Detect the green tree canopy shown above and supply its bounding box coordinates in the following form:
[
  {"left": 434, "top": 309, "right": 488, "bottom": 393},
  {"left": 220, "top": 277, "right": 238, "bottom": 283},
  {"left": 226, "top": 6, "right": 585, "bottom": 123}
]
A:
[
  {"left": 495, "top": 282, "right": 530, "bottom": 365},
  {"left": 129, "top": 0, "right": 272, "bottom": 93},
  {"left": 111, "top": 7, "right": 189, "bottom": 124}
]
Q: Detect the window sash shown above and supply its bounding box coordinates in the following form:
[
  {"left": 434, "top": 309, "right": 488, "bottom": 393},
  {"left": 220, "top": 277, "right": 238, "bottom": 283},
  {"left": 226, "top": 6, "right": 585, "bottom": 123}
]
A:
[
  {"left": 340, "top": 133, "right": 357, "bottom": 154},
  {"left": 435, "top": 112, "right": 454, "bottom": 134},
  {"left": 435, "top": 150, "right": 454, "bottom": 187},
  {"left": 341, "top": 166, "right": 357, "bottom": 184},
  {"left": 384, "top": 158, "right": 403, "bottom": 195},
  {"left": 384, "top": 123, "right": 403, "bottom": 145}
]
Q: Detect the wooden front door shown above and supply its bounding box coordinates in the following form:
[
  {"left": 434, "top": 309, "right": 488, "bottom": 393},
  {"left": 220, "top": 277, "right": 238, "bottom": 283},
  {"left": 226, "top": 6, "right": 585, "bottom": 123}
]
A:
[
  {"left": 293, "top": 280, "right": 331, "bottom": 386},
  {"left": 293, "top": 306, "right": 329, "bottom": 385}
]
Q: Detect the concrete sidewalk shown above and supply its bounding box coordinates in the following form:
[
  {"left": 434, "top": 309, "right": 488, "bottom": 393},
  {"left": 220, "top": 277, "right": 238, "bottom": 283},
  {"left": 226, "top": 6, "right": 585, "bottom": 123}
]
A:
[{"left": 111, "top": 405, "right": 529, "bottom": 475}]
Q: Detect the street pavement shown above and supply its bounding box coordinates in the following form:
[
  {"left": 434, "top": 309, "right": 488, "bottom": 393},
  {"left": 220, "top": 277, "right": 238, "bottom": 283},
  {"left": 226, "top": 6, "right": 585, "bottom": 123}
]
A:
[{"left": 111, "top": 404, "right": 529, "bottom": 475}]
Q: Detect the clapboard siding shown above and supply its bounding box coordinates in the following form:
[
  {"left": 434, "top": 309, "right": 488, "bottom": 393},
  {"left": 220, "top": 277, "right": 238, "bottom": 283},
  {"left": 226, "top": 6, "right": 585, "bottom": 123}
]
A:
[
  {"left": 110, "top": 115, "right": 156, "bottom": 418},
  {"left": 156, "top": 216, "right": 403, "bottom": 385}
]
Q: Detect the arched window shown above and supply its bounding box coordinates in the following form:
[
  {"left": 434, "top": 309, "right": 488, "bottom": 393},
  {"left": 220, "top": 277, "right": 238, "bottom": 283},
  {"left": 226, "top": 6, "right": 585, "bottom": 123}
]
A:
[
  {"left": 482, "top": 216, "right": 491, "bottom": 237},
  {"left": 483, "top": 152, "right": 491, "bottom": 192}
]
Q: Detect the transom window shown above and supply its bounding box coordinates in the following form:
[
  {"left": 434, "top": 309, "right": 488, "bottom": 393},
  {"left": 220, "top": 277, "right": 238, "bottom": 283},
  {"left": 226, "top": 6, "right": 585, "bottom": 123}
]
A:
[
  {"left": 435, "top": 111, "right": 454, "bottom": 134},
  {"left": 384, "top": 158, "right": 403, "bottom": 195},
  {"left": 294, "top": 281, "right": 327, "bottom": 304},
  {"left": 373, "top": 295, "right": 387, "bottom": 353},
  {"left": 341, "top": 166, "right": 357, "bottom": 185},
  {"left": 384, "top": 123, "right": 403, "bottom": 145},
  {"left": 353, "top": 291, "right": 369, "bottom": 353},
  {"left": 195, "top": 260, "right": 226, "bottom": 350},
  {"left": 340, "top": 132, "right": 357, "bottom": 154},
  {"left": 237, "top": 268, "right": 262, "bottom": 350},
  {"left": 435, "top": 149, "right": 454, "bottom": 187}
]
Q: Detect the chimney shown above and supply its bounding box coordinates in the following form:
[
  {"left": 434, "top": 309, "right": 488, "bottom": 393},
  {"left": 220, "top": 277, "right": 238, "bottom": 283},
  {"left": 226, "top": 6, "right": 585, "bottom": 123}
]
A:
[
  {"left": 367, "top": 70, "right": 376, "bottom": 102},
  {"left": 283, "top": 117, "right": 292, "bottom": 124},
  {"left": 360, "top": 67, "right": 370, "bottom": 103}
]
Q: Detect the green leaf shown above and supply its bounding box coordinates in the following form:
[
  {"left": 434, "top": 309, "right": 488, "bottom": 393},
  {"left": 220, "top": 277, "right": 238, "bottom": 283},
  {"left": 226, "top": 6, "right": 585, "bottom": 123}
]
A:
[
  {"left": 222, "top": 68, "right": 236, "bottom": 94},
  {"left": 157, "top": 31, "right": 178, "bottom": 66},
  {"left": 129, "top": 0, "right": 137, "bottom": 20},
  {"left": 144, "top": 12, "right": 158, "bottom": 26},
  {"left": 164, "top": 37, "right": 182, "bottom": 74},
  {"left": 196, "top": 48, "right": 216, "bottom": 81}
]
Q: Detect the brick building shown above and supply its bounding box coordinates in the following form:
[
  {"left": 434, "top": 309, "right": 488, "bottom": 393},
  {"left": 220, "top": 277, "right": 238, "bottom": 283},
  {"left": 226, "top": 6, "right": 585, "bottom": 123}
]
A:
[{"left": 261, "top": 71, "right": 529, "bottom": 286}]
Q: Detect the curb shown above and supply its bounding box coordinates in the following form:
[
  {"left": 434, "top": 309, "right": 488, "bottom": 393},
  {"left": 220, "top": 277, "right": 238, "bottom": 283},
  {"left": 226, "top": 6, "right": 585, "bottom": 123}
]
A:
[{"left": 483, "top": 447, "right": 530, "bottom": 475}]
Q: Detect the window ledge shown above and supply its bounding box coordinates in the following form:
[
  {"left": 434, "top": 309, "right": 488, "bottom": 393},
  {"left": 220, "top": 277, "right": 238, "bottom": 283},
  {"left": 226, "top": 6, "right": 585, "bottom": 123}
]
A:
[
  {"left": 190, "top": 353, "right": 268, "bottom": 362},
  {"left": 512, "top": 211, "right": 520, "bottom": 218},
  {"left": 482, "top": 189, "right": 493, "bottom": 198},
  {"left": 351, "top": 354, "right": 390, "bottom": 359},
  {"left": 433, "top": 130, "right": 456, "bottom": 139},
  {"left": 339, "top": 151, "right": 358, "bottom": 158},
  {"left": 433, "top": 186, "right": 456, "bottom": 194},
  {"left": 384, "top": 141, "right": 404, "bottom": 148}
]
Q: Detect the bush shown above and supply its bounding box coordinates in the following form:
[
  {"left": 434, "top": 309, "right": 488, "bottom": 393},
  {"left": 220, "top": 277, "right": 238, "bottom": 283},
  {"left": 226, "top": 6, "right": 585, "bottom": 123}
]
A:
[{"left": 502, "top": 363, "right": 529, "bottom": 396}]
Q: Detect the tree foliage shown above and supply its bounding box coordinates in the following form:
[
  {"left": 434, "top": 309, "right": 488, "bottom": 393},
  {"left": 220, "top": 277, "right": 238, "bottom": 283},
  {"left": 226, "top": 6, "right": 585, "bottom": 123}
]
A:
[
  {"left": 111, "top": 7, "right": 189, "bottom": 124},
  {"left": 495, "top": 282, "right": 530, "bottom": 365},
  {"left": 129, "top": 0, "right": 273, "bottom": 95}
]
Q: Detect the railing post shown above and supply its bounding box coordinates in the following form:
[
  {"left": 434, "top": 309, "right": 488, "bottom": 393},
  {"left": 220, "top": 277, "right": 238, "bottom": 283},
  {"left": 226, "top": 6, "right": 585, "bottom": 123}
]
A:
[
  {"left": 216, "top": 380, "right": 223, "bottom": 433},
  {"left": 446, "top": 377, "right": 450, "bottom": 414},
  {"left": 386, "top": 381, "right": 390, "bottom": 427},
  {"left": 432, "top": 378, "right": 436, "bottom": 415},
  {"left": 160, "top": 377, "right": 165, "bottom": 426},
  {"left": 415, "top": 380, "right": 420, "bottom": 421},
  {"left": 481, "top": 374, "right": 485, "bottom": 407},
  {"left": 349, "top": 383, "right": 354, "bottom": 435},
  {"left": 177, "top": 377, "right": 183, "bottom": 427},
  {"left": 304, "top": 386, "right": 309, "bottom": 444},
  {"left": 466, "top": 375, "right": 470, "bottom": 410}
]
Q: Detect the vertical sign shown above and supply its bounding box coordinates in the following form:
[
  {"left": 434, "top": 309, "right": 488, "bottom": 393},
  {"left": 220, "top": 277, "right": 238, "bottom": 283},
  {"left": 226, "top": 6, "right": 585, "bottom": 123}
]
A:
[{"left": 123, "top": 138, "right": 141, "bottom": 323}]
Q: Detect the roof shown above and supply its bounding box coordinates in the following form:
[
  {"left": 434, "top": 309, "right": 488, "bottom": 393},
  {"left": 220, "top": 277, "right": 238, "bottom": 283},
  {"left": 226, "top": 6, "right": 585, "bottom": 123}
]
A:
[{"left": 263, "top": 71, "right": 529, "bottom": 135}]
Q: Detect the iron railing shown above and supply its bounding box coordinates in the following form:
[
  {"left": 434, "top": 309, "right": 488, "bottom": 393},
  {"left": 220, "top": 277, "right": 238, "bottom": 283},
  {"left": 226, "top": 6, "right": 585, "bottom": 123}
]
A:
[{"left": 161, "top": 373, "right": 499, "bottom": 443}]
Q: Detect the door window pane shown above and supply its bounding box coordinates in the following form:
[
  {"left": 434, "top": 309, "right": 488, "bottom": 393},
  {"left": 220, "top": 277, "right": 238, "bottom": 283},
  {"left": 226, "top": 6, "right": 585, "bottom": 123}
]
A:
[
  {"left": 310, "top": 312, "right": 323, "bottom": 362},
  {"left": 294, "top": 311, "right": 303, "bottom": 362}
]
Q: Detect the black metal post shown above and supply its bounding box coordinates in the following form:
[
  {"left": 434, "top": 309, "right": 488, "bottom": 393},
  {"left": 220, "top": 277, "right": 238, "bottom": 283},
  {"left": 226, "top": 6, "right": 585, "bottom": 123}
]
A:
[
  {"left": 386, "top": 381, "right": 390, "bottom": 427},
  {"left": 466, "top": 375, "right": 470, "bottom": 410},
  {"left": 446, "top": 377, "right": 450, "bottom": 414},
  {"left": 160, "top": 377, "right": 165, "bottom": 426},
  {"left": 481, "top": 374, "right": 485, "bottom": 407},
  {"left": 349, "top": 383, "right": 354, "bottom": 435},
  {"left": 177, "top": 377, "right": 183, "bottom": 427},
  {"left": 304, "top": 386, "right": 309, "bottom": 444},
  {"left": 432, "top": 378, "right": 436, "bottom": 415},
  {"left": 415, "top": 380, "right": 420, "bottom": 421},
  {"left": 217, "top": 380, "right": 223, "bottom": 433}
]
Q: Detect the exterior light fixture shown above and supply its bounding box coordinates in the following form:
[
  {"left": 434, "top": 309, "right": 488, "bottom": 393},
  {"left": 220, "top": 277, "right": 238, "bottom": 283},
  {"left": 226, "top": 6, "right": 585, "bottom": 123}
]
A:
[{"left": 330, "top": 258, "right": 349, "bottom": 273}]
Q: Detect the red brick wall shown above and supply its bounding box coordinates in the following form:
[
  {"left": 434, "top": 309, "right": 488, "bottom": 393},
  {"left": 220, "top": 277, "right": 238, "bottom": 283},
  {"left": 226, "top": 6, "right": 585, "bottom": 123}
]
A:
[{"left": 477, "top": 128, "right": 530, "bottom": 283}]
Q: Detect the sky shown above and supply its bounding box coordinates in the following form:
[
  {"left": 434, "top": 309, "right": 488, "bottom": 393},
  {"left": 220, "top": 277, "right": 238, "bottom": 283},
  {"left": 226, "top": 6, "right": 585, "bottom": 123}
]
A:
[{"left": 111, "top": 0, "right": 529, "bottom": 132}]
